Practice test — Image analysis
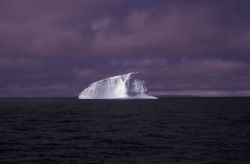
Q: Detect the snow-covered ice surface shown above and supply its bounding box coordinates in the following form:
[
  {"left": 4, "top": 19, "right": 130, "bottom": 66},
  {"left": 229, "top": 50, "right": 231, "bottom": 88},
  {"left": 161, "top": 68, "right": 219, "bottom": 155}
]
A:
[{"left": 78, "top": 72, "right": 157, "bottom": 99}]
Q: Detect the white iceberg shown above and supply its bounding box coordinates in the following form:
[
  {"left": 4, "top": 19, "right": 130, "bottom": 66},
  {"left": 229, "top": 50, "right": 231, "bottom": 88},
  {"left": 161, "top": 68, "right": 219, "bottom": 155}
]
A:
[{"left": 78, "top": 72, "right": 157, "bottom": 99}]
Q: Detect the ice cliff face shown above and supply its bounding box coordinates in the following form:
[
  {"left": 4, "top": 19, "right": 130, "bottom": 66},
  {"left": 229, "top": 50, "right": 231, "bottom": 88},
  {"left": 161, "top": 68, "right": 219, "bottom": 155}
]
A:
[{"left": 78, "top": 72, "right": 157, "bottom": 99}]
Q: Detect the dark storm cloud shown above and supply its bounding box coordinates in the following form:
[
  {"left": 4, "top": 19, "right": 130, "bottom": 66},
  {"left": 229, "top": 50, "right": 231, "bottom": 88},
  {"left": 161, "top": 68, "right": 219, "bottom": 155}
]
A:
[{"left": 1, "top": 0, "right": 250, "bottom": 97}]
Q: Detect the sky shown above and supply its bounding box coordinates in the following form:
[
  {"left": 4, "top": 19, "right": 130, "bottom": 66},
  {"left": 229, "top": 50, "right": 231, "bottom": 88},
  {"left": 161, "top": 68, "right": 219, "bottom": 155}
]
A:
[{"left": 1, "top": 0, "right": 250, "bottom": 97}]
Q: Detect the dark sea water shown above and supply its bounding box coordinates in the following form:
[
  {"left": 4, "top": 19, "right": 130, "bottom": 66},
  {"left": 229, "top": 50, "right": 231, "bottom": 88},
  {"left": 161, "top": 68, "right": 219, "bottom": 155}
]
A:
[{"left": 0, "top": 97, "right": 250, "bottom": 164}]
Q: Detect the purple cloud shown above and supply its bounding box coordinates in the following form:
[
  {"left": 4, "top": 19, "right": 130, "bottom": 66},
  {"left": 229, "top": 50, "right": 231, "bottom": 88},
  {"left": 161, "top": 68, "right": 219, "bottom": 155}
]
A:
[{"left": 1, "top": 0, "right": 250, "bottom": 97}]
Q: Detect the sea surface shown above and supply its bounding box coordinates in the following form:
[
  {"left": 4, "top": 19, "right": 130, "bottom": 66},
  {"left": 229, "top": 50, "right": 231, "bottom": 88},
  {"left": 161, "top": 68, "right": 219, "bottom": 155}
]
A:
[{"left": 0, "top": 97, "right": 250, "bottom": 163}]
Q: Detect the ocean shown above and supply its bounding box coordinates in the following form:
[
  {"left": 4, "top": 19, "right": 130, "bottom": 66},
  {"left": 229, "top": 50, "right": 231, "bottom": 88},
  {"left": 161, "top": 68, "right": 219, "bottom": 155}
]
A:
[{"left": 0, "top": 97, "right": 250, "bottom": 163}]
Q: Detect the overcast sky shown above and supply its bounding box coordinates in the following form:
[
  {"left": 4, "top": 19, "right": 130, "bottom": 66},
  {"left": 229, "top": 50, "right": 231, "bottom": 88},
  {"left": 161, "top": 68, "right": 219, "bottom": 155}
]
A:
[{"left": 1, "top": 0, "right": 250, "bottom": 97}]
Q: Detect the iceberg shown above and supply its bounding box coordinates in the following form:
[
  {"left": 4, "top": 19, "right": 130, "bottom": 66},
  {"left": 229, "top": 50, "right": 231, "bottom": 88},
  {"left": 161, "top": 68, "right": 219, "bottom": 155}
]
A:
[{"left": 78, "top": 72, "right": 157, "bottom": 99}]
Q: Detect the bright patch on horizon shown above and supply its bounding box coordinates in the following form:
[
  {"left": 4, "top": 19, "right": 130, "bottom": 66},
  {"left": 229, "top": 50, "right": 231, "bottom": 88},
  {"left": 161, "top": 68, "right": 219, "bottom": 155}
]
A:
[{"left": 78, "top": 72, "right": 157, "bottom": 99}]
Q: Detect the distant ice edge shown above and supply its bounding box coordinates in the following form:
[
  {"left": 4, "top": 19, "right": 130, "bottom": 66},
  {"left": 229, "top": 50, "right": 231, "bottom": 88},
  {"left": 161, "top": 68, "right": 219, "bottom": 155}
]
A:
[{"left": 78, "top": 72, "right": 157, "bottom": 99}]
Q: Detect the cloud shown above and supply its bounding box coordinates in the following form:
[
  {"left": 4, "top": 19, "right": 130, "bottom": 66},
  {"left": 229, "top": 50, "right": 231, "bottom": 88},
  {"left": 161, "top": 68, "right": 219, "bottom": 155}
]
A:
[
  {"left": 0, "top": 0, "right": 250, "bottom": 97},
  {"left": 151, "top": 90, "right": 250, "bottom": 97}
]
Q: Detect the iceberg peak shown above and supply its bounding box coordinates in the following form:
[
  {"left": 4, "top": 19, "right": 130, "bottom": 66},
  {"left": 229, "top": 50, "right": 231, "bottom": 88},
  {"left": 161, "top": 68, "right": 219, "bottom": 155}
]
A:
[{"left": 78, "top": 72, "right": 157, "bottom": 99}]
